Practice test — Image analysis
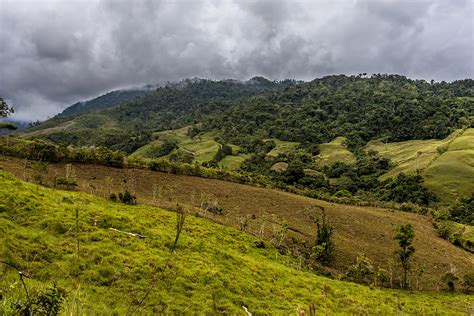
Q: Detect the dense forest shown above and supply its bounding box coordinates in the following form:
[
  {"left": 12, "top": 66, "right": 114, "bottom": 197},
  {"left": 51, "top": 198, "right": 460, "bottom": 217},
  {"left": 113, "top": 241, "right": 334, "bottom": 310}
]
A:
[
  {"left": 202, "top": 75, "right": 473, "bottom": 150},
  {"left": 26, "top": 75, "right": 473, "bottom": 154}
]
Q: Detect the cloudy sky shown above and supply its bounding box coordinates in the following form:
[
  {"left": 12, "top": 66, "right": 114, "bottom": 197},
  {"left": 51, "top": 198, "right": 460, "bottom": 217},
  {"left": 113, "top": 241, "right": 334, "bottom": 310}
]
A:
[{"left": 1, "top": 0, "right": 473, "bottom": 121}]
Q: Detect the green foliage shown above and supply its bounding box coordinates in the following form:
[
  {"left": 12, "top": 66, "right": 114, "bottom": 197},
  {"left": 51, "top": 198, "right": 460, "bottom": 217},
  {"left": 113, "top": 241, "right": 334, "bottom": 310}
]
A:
[
  {"left": 203, "top": 75, "right": 473, "bottom": 147},
  {"left": 447, "top": 193, "right": 474, "bottom": 225},
  {"left": 435, "top": 220, "right": 473, "bottom": 252},
  {"left": 442, "top": 272, "right": 460, "bottom": 292},
  {"left": 212, "top": 143, "right": 232, "bottom": 163},
  {"left": 462, "top": 272, "right": 474, "bottom": 293},
  {"left": 394, "top": 224, "right": 415, "bottom": 289},
  {"left": 60, "top": 89, "right": 151, "bottom": 117},
  {"left": 346, "top": 254, "right": 374, "bottom": 284},
  {"left": 313, "top": 210, "right": 334, "bottom": 264},
  {"left": 31, "top": 161, "right": 48, "bottom": 184},
  {"left": 152, "top": 140, "right": 178, "bottom": 158},
  {"left": 109, "top": 190, "right": 137, "bottom": 205},
  {"left": 0, "top": 122, "right": 17, "bottom": 130},
  {"left": 378, "top": 173, "right": 438, "bottom": 206},
  {"left": 0, "top": 138, "right": 124, "bottom": 167},
  {"left": 11, "top": 284, "right": 66, "bottom": 316},
  {"left": 168, "top": 149, "right": 194, "bottom": 164},
  {"left": 55, "top": 177, "right": 78, "bottom": 190}
]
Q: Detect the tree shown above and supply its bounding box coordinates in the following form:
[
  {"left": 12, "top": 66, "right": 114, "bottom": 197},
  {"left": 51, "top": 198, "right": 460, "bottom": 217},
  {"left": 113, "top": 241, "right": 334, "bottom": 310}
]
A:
[
  {"left": 312, "top": 208, "right": 334, "bottom": 264},
  {"left": 0, "top": 97, "right": 13, "bottom": 117},
  {"left": 0, "top": 97, "right": 17, "bottom": 130},
  {"left": 394, "top": 224, "right": 415, "bottom": 289}
]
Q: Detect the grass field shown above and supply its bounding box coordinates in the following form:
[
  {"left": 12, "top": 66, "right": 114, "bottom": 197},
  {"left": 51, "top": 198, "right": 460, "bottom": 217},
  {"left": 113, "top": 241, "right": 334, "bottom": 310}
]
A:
[
  {"left": 271, "top": 161, "right": 289, "bottom": 172},
  {"left": 366, "top": 129, "right": 474, "bottom": 203},
  {"left": 266, "top": 139, "right": 299, "bottom": 158},
  {"left": 132, "top": 127, "right": 221, "bottom": 163},
  {"left": 1, "top": 155, "right": 472, "bottom": 292},
  {"left": 314, "top": 136, "right": 356, "bottom": 166},
  {"left": 1, "top": 170, "right": 473, "bottom": 314},
  {"left": 218, "top": 154, "right": 250, "bottom": 171}
]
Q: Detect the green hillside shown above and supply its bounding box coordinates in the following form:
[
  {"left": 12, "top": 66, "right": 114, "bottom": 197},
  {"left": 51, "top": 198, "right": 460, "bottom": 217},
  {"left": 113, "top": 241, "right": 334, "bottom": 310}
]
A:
[
  {"left": 59, "top": 87, "right": 154, "bottom": 117},
  {"left": 21, "top": 78, "right": 294, "bottom": 154},
  {"left": 366, "top": 128, "right": 474, "bottom": 203},
  {"left": 0, "top": 170, "right": 472, "bottom": 314},
  {"left": 314, "top": 136, "right": 356, "bottom": 166}
]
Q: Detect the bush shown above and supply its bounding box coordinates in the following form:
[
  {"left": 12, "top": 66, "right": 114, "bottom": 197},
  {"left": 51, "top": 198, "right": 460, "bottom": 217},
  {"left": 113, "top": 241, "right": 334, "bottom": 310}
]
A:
[
  {"left": 13, "top": 284, "right": 66, "bottom": 316},
  {"left": 109, "top": 191, "right": 137, "bottom": 205},
  {"left": 442, "top": 272, "right": 459, "bottom": 292},
  {"left": 312, "top": 210, "right": 334, "bottom": 264},
  {"left": 462, "top": 272, "right": 474, "bottom": 293},
  {"left": 447, "top": 193, "right": 474, "bottom": 225},
  {"left": 346, "top": 254, "right": 374, "bottom": 284},
  {"left": 55, "top": 177, "right": 78, "bottom": 190}
]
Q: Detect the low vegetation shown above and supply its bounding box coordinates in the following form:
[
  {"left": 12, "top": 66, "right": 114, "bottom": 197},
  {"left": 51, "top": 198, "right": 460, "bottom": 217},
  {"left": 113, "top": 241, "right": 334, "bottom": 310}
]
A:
[{"left": 0, "top": 170, "right": 472, "bottom": 314}]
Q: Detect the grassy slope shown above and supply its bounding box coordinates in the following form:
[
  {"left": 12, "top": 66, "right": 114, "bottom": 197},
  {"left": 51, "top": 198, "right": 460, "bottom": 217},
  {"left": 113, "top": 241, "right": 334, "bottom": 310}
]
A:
[
  {"left": 1, "top": 155, "right": 472, "bottom": 292},
  {"left": 0, "top": 170, "right": 472, "bottom": 315},
  {"left": 314, "top": 136, "right": 356, "bottom": 166},
  {"left": 266, "top": 139, "right": 300, "bottom": 158},
  {"left": 133, "top": 128, "right": 250, "bottom": 168},
  {"left": 366, "top": 128, "right": 474, "bottom": 202},
  {"left": 423, "top": 128, "right": 474, "bottom": 202}
]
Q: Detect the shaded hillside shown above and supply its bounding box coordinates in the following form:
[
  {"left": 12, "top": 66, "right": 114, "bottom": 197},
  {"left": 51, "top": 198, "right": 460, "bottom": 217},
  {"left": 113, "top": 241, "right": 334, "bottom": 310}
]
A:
[{"left": 60, "top": 87, "right": 155, "bottom": 117}]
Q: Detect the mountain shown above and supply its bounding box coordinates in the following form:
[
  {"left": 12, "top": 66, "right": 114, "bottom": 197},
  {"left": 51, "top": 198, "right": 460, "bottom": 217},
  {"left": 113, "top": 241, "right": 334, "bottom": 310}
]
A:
[
  {"left": 58, "top": 85, "right": 158, "bottom": 118},
  {"left": 20, "top": 77, "right": 297, "bottom": 153},
  {"left": 17, "top": 75, "right": 473, "bottom": 205}
]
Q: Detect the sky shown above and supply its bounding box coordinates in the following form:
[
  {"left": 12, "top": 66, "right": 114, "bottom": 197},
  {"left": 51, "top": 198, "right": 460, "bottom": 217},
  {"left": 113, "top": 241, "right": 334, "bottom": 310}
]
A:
[{"left": 0, "top": 0, "right": 473, "bottom": 121}]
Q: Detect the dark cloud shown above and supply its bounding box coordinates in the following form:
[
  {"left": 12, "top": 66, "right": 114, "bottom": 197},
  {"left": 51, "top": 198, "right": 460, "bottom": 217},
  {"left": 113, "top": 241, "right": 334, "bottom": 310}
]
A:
[{"left": 0, "top": 0, "right": 472, "bottom": 121}]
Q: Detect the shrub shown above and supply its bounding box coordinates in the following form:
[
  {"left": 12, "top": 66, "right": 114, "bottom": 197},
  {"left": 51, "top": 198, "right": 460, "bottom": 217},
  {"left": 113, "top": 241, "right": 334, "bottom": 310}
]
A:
[
  {"left": 346, "top": 254, "right": 374, "bottom": 284},
  {"left": 462, "top": 272, "right": 474, "bottom": 293},
  {"left": 13, "top": 284, "right": 66, "bottom": 316},
  {"left": 442, "top": 272, "right": 459, "bottom": 292},
  {"left": 447, "top": 193, "right": 474, "bottom": 225},
  {"left": 109, "top": 191, "right": 137, "bottom": 205},
  {"left": 312, "top": 210, "right": 334, "bottom": 264},
  {"left": 55, "top": 177, "right": 78, "bottom": 190}
]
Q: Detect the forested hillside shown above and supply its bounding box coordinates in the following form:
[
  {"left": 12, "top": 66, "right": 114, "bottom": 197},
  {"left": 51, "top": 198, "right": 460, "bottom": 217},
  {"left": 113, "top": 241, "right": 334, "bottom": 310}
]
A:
[
  {"left": 23, "top": 77, "right": 296, "bottom": 153},
  {"left": 13, "top": 75, "right": 474, "bottom": 207},
  {"left": 59, "top": 87, "right": 155, "bottom": 117},
  {"left": 24, "top": 75, "right": 473, "bottom": 152},
  {"left": 202, "top": 75, "right": 473, "bottom": 149}
]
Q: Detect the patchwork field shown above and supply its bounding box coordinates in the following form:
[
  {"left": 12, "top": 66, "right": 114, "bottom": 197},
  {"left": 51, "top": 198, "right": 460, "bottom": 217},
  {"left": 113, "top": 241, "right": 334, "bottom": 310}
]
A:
[
  {"left": 1, "top": 155, "right": 472, "bottom": 292},
  {"left": 314, "top": 136, "right": 356, "bottom": 166},
  {"left": 266, "top": 139, "right": 299, "bottom": 158}
]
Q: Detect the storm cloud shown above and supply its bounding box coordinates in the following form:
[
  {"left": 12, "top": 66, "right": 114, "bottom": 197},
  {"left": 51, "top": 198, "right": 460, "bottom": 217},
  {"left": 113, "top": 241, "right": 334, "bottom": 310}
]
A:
[{"left": 0, "top": 0, "right": 473, "bottom": 121}]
